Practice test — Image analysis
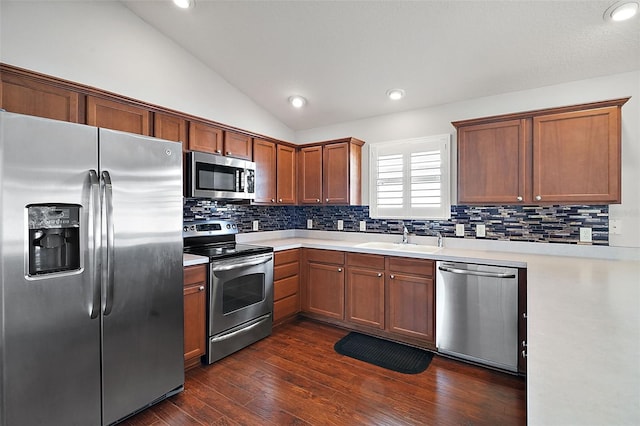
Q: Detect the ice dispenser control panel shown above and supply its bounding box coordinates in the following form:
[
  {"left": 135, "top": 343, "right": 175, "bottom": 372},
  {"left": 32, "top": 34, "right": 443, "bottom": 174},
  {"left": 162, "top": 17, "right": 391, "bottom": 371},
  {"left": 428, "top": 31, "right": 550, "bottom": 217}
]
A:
[{"left": 27, "top": 204, "right": 80, "bottom": 276}]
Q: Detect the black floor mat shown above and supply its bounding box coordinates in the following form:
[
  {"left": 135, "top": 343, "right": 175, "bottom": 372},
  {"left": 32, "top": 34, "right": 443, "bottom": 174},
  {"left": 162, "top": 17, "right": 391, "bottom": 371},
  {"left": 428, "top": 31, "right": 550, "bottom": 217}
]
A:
[{"left": 334, "top": 332, "right": 433, "bottom": 374}]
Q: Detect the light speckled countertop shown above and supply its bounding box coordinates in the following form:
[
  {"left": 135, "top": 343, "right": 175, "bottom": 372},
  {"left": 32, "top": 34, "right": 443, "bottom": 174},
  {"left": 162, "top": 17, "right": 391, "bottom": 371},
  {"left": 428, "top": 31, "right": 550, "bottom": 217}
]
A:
[{"left": 235, "top": 230, "right": 640, "bottom": 426}]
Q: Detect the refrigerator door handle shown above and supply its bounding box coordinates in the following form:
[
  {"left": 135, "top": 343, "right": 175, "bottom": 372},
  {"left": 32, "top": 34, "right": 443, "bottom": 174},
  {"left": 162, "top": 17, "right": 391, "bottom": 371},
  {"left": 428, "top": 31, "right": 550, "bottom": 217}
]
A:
[
  {"left": 88, "top": 170, "right": 101, "bottom": 319},
  {"left": 101, "top": 170, "right": 115, "bottom": 316}
]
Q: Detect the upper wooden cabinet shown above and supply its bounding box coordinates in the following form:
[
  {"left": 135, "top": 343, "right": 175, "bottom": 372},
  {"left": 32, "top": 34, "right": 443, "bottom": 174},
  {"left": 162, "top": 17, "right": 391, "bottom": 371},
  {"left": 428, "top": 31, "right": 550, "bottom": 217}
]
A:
[
  {"left": 188, "top": 122, "right": 252, "bottom": 160},
  {"left": 453, "top": 98, "right": 628, "bottom": 205},
  {"left": 0, "top": 71, "right": 82, "bottom": 123},
  {"left": 224, "top": 131, "right": 252, "bottom": 160},
  {"left": 299, "top": 138, "right": 364, "bottom": 205},
  {"left": 154, "top": 112, "right": 188, "bottom": 152},
  {"left": 86, "top": 96, "right": 151, "bottom": 135},
  {"left": 254, "top": 139, "right": 297, "bottom": 204},
  {"left": 188, "top": 121, "right": 223, "bottom": 154},
  {"left": 299, "top": 145, "right": 324, "bottom": 204}
]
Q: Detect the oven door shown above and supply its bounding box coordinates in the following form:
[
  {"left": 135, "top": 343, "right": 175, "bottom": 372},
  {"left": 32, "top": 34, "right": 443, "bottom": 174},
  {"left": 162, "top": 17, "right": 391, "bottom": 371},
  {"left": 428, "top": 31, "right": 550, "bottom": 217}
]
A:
[{"left": 209, "top": 252, "right": 274, "bottom": 335}]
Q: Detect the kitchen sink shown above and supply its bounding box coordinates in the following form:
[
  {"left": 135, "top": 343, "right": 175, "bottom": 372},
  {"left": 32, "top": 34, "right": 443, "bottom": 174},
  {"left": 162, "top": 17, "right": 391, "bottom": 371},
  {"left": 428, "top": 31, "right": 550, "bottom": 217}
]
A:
[{"left": 355, "top": 241, "right": 441, "bottom": 254}]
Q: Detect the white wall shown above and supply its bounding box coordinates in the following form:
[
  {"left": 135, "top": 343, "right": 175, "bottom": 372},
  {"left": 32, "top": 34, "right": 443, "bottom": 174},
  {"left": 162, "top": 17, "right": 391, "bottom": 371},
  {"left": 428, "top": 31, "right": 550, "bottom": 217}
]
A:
[
  {"left": 296, "top": 71, "right": 640, "bottom": 248},
  {"left": 0, "top": 0, "right": 295, "bottom": 142}
]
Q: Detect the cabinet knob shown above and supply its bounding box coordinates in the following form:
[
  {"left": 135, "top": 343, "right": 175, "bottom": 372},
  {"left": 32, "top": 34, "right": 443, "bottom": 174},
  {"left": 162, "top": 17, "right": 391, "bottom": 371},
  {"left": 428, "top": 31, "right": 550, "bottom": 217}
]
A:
[
  {"left": 522, "top": 312, "right": 527, "bottom": 319},
  {"left": 516, "top": 196, "right": 523, "bottom": 202},
  {"left": 198, "top": 286, "right": 205, "bottom": 291},
  {"left": 390, "top": 274, "right": 395, "bottom": 279},
  {"left": 338, "top": 268, "right": 343, "bottom": 272},
  {"left": 377, "top": 273, "right": 382, "bottom": 277},
  {"left": 271, "top": 198, "right": 275, "bottom": 202},
  {"left": 535, "top": 195, "right": 542, "bottom": 201},
  {"left": 316, "top": 199, "right": 320, "bottom": 203},
  {"left": 279, "top": 198, "right": 283, "bottom": 202},
  {"left": 326, "top": 198, "right": 329, "bottom": 202},
  {"left": 226, "top": 151, "right": 231, "bottom": 156},
  {"left": 521, "top": 350, "right": 527, "bottom": 358},
  {"left": 215, "top": 149, "right": 221, "bottom": 154},
  {"left": 522, "top": 340, "right": 527, "bottom": 348}
]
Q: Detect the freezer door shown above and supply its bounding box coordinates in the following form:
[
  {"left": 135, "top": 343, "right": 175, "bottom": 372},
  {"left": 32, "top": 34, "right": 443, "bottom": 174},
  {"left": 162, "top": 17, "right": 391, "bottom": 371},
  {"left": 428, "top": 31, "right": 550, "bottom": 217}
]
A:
[
  {"left": 0, "top": 112, "right": 102, "bottom": 425},
  {"left": 98, "top": 129, "right": 184, "bottom": 425}
]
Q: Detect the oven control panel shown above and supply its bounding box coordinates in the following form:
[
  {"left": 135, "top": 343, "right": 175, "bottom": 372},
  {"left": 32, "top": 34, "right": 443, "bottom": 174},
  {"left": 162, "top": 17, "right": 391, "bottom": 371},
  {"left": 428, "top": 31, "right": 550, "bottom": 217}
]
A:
[{"left": 183, "top": 219, "right": 238, "bottom": 238}]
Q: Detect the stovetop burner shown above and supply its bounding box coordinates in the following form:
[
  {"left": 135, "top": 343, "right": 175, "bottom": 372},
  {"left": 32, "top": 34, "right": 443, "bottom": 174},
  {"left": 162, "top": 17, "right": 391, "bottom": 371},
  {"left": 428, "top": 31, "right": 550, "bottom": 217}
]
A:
[{"left": 183, "top": 219, "right": 272, "bottom": 260}]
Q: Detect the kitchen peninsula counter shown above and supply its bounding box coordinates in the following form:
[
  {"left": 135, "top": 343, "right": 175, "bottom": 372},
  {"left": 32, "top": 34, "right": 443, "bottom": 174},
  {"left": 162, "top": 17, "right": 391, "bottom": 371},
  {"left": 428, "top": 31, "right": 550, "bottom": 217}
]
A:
[{"left": 238, "top": 230, "right": 640, "bottom": 426}]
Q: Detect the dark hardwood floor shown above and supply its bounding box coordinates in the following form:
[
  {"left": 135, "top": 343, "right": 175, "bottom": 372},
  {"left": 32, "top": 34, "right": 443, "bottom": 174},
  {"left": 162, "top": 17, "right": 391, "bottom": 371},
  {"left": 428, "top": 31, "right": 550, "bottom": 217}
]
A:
[{"left": 121, "top": 319, "right": 526, "bottom": 425}]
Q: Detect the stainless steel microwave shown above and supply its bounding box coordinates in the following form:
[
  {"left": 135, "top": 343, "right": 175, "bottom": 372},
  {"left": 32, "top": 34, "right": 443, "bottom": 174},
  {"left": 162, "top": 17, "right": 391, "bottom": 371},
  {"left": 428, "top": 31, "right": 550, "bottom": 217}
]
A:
[{"left": 186, "top": 151, "right": 256, "bottom": 200}]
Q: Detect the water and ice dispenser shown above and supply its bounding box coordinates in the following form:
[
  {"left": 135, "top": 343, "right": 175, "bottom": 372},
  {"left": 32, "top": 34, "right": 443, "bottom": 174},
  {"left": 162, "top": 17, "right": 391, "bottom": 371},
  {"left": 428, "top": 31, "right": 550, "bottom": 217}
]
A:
[{"left": 27, "top": 204, "right": 80, "bottom": 276}]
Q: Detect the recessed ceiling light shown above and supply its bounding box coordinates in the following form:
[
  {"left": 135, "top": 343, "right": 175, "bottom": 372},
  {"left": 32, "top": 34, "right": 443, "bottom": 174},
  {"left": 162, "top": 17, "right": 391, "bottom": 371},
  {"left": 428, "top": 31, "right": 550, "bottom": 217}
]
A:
[
  {"left": 386, "top": 89, "right": 405, "bottom": 100},
  {"left": 173, "top": 0, "right": 194, "bottom": 9},
  {"left": 604, "top": 1, "right": 638, "bottom": 21},
  {"left": 288, "top": 95, "right": 307, "bottom": 108}
]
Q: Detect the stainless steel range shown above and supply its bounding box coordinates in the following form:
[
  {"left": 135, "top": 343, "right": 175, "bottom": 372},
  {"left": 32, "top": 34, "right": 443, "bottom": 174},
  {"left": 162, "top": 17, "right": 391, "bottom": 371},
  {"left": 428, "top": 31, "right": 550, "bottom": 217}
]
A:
[{"left": 183, "top": 219, "right": 274, "bottom": 364}]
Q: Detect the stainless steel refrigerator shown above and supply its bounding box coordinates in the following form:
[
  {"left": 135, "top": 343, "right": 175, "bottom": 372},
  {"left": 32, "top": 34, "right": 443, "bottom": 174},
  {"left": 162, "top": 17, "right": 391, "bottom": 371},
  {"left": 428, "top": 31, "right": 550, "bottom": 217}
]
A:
[{"left": 0, "top": 111, "right": 185, "bottom": 425}]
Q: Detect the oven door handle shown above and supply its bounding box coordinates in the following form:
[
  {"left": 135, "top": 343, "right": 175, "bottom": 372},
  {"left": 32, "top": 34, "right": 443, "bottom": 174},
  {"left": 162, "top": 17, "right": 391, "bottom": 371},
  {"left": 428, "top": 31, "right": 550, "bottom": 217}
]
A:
[
  {"left": 210, "top": 255, "right": 272, "bottom": 272},
  {"left": 210, "top": 314, "right": 271, "bottom": 343}
]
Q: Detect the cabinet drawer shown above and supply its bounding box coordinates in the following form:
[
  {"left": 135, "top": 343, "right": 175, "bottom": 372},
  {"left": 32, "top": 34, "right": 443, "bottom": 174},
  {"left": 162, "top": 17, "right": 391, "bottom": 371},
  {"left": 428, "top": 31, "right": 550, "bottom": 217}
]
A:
[
  {"left": 274, "top": 275, "right": 299, "bottom": 301},
  {"left": 346, "top": 253, "right": 384, "bottom": 269},
  {"left": 387, "top": 257, "right": 434, "bottom": 277},
  {"left": 274, "top": 294, "right": 299, "bottom": 323},
  {"left": 275, "top": 248, "right": 300, "bottom": 265},
  {"left": 304, "top": 249, "right": 345, "bottom": 265},
  {"left": 184, "top": 264, "right": 207, "bottom": 286},
  {"left": 275, "top": 261, "right": 299, "bottom": 281}
]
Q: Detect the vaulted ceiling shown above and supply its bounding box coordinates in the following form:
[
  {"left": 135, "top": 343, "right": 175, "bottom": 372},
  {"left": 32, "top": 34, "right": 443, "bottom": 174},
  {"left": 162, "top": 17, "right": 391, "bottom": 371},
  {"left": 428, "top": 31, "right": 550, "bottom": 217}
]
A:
[{"left": 122, "top": 0, "right": 640, "bottom": 131}]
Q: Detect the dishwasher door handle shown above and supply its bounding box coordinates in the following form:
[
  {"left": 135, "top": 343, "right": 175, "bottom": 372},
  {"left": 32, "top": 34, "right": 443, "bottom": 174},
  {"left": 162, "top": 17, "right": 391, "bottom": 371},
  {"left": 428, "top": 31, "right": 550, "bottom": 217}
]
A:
[{"left": 438, "top": 265, "right": 516, "bottom": 279}]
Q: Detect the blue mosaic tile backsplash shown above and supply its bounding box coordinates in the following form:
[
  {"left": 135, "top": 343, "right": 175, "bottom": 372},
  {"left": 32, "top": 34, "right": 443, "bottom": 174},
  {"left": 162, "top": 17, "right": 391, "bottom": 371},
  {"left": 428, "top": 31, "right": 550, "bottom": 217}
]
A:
[{"left": 184, "top": 199, "right": 609, "bottom": 245}]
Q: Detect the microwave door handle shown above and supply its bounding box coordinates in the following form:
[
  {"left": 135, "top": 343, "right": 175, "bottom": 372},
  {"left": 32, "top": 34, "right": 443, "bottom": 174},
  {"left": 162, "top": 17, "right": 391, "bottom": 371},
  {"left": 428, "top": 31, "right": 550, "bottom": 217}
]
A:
[
  {"left": 210, "top": 256, "right": 272, "bottom": 272},
  {"left": 101, "top": 171, "right": 115, "bottom": 316},
  {"left": 239, "top": 169, "right": 245, "bottom": 192},
  {"left": 88, "top": 170, "right": 101, "bottom": 319}
]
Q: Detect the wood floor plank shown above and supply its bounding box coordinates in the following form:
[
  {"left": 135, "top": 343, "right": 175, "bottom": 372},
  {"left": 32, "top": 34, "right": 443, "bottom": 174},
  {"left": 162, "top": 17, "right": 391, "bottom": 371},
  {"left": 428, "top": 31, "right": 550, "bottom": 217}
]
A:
[{"left": 121, "top": 318, "right": 526, "bottom": 426}]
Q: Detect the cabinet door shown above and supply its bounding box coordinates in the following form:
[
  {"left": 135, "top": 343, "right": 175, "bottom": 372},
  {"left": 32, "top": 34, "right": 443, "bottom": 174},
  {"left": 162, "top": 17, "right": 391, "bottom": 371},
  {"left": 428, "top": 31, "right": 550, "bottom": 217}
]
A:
[
  {"left": 276, "top": 144, "right": 297, "bottom": 204},
  {"left": 183, "top": 265, "right": 207, "bottom": 369},
  {"left": 189, "top": 121, "right": 223, "bottom": 154},
  {"left": 86, "top": 96, "right": 151, "bottom": 135},
  {"left": 306, "top": 262, "right": 345, "bottom": 320},
  {"left": 532, "top": 106, "right": 621, "bottom": 204},
  {"left": 387, "top": 273, "right": 434, "bottom": 343},
  {"left": 299, "top": 146, "right": 323, "bottom": 204},
  {"left": 154, "top": 112, "right": 188, "bottom": 152},
  {"left": 323, "top": 142, "right": 350, "bottom": 204},
  {"left": 183, "top": 283, "right": 206, "bottom": 364},
  {"left": 253, "top": 139, "right": 277, "bottom": 203},
  {"left": 224, "top": 131, "right": 252, "bottom": 160},
  {"left": 458, "top": 119, "right": 528, "bottom": 204},
  {"left": 346, "top": 267, "right": 385, "bottom": 329},
  {"left": 1, "top": 73, "right": 82, "bottom": 123}
]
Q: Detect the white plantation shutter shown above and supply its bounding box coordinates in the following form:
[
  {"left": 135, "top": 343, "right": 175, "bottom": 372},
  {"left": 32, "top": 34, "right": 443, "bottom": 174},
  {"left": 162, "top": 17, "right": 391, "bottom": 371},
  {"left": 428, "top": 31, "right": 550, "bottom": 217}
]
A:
[{"left": 370, "top": 135, "right": 450, "bottom": 219}]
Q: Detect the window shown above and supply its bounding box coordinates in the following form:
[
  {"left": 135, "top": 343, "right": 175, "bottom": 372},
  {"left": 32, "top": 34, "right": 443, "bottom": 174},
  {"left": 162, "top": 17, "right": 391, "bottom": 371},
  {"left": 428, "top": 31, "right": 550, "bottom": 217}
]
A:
[{"left": 369, "top": 134, "right": 451, "bottom": 219}]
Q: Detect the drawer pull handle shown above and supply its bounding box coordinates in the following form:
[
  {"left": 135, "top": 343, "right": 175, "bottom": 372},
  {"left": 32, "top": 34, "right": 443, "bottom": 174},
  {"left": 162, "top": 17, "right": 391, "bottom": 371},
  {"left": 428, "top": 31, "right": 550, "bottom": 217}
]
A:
[{"left": 390, "top": 274, "right": 395, "bottom": 279}]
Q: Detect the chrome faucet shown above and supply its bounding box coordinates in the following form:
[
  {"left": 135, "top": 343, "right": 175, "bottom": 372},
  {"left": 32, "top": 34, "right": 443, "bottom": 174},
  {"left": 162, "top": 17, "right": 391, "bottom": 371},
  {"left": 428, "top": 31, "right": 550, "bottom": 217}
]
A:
[
  {"left": 402, "top": 226, "right": 409, "bottom": 244},
  {"left": 437, "top": 233, "right": 443, "bottom": 248}
]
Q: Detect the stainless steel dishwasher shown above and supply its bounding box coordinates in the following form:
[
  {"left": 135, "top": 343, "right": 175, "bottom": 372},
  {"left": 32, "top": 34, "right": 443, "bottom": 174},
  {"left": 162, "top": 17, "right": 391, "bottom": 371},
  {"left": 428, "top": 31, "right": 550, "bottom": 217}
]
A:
[{"left": 436, "top": 261, "right": 519, "bottom": 373}]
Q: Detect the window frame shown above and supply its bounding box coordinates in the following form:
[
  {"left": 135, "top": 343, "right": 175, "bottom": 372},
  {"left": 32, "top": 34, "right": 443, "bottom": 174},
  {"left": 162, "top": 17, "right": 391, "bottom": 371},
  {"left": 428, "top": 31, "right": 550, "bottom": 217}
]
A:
[{"left": 369, "top": 134, "right": 451, "bottom": 220}]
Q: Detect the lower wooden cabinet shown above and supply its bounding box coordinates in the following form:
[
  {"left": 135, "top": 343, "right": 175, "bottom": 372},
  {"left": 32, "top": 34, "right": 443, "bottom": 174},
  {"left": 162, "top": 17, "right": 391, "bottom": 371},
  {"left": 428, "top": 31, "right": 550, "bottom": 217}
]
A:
[
  {"left": 346, "top": 253, "right": 385, "bottom": 329},
  {"left": 183, "top": 264, "right": 207, "bottom": 370},
  {"left": 303, "top": 249, "right": 436, "bottom": 349},
  {"left": 273, "top": 249, "right": 301, "bottom": 325},
  {"left": 303, "top": 249, "right": 345, "bottom": 320},
  {"left": 386, "top": 257, "right": 435, "bottom": 343}
]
